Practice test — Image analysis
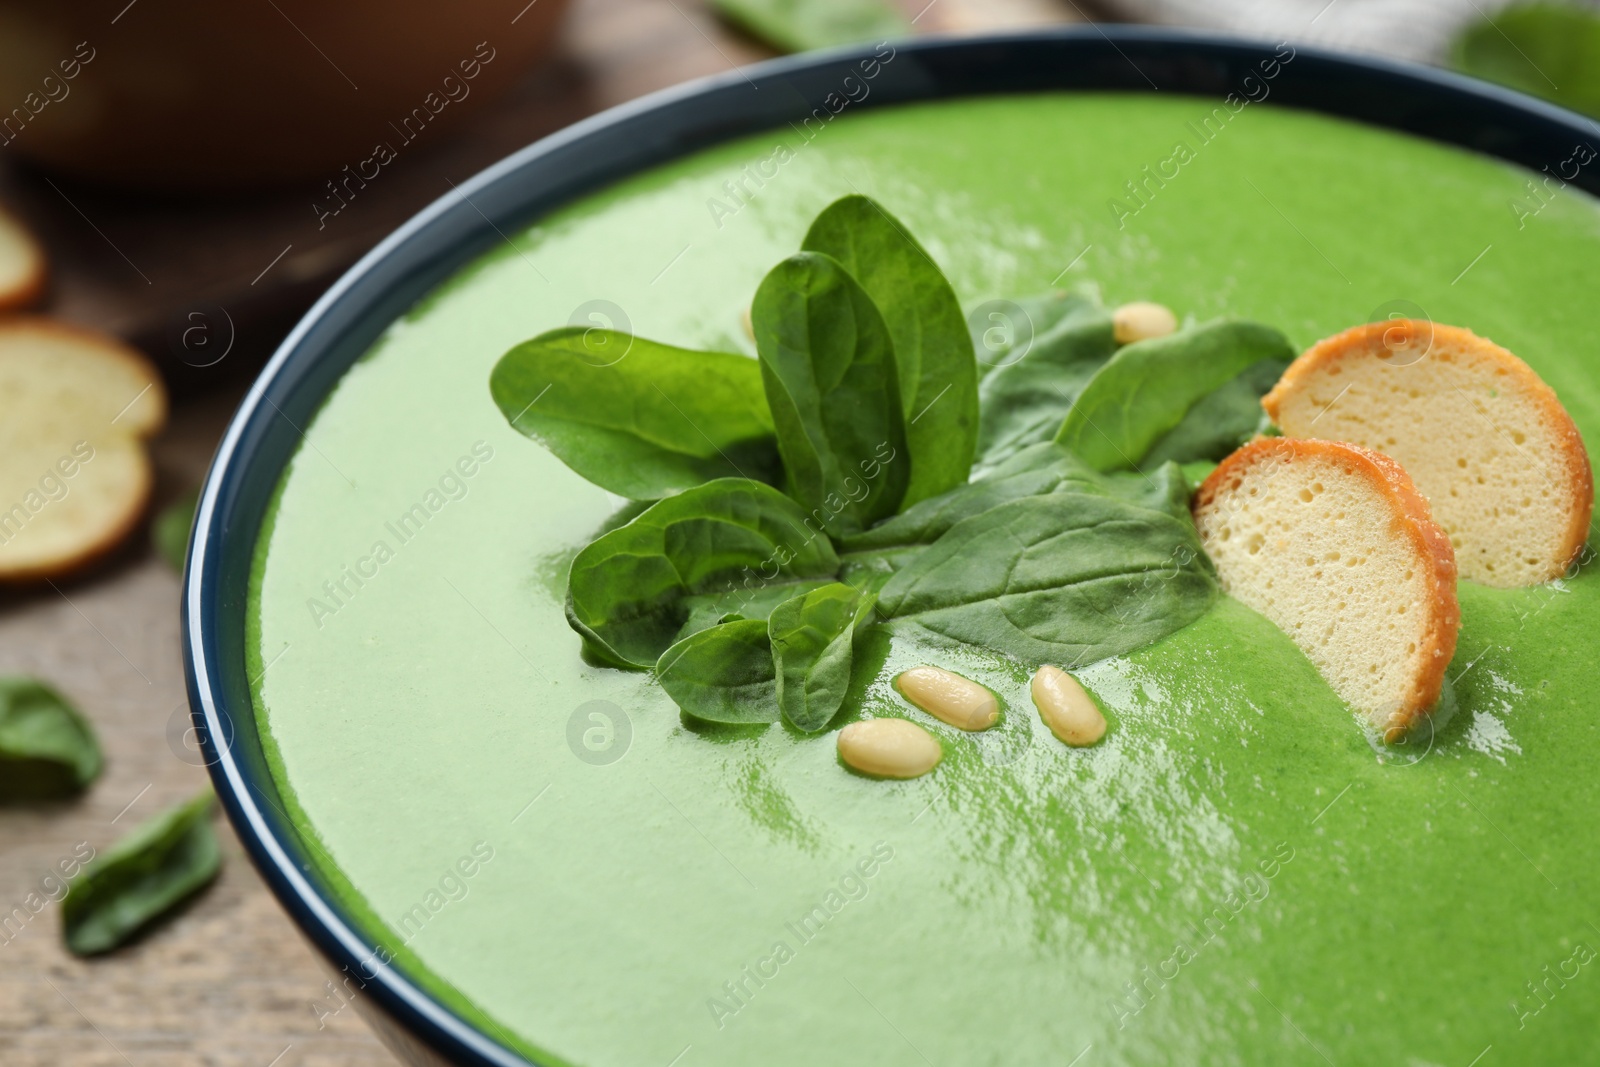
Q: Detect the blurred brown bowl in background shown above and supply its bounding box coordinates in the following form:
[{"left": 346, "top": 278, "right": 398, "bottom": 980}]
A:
[{"left": 0, "top": 0, "right": 571, "bottom": 191}]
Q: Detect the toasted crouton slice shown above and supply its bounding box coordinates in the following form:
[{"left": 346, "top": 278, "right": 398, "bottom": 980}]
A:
[
  {"left": 0, "top": 320, "right": 167, "bottom": 581},
  {"left": 0, "top": 207, "right": 46, "bottom": 312},
  {"left": 1193, "top": 438, "right": 1460, "bottom": 734},
  {"left": 0, "top": 319, "right": 166, "bottom": 435},
  {"left": 1263, "top": 321, "right": 1592, "bottom": 587}
]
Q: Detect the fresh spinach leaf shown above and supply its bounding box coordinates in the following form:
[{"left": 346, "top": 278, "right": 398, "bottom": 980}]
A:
[
  {"left": 656, "top": 619, "right": 780, "bottom": 725},
  {"left": 1141, "top": 358, "right": 1286, "bottom": 467},
  {"left": 843, "top": 442, "right": 1192, "bottom": 550},
  {"left": 752, "top": 251, "right": 908, "bottom": 536},
  {"left": 0, "top": 677, "right": 101, "bottom": 800},
  {"left": 838, "top": 545, "right": 926, "bottom": 591},
  {"left": 677, "top": 578, "right": 838, "bottom": 641},
  {"left": 840, "top": 468, "right": 1061, "bottom": 551},
  {"left": 970, "top": 289, "right": 1118, "bottom": 470},
  {"left": 769, "top": 583, "right": 876, "bottom": 732},
  {"left": 1453, "top": 3, "right": 1600, "bottom": 119},
  {"left": 971, "top": 290, "right": 1113, "bottom": 382},
  {"left": 1056, "top": 320, "right": 1295, "bottom": 472},
  {"left": 1127, "top": 461, "right": 1196, "bottom": 520},
  {"left": 492, "top": 327, "right": 780, "bottom": 500},
  {"left": 877, "top": 493, "right": 1217, "bottom": 666},
  {"left": 803, "top": 195, "right": 978, "bottom": 506},
  {"left": 62, "top": 789, "right": 220, "bottom": 955},
  {"left": 153, "top": 489, "right": 198, "bottom": 573},
  {"left": 710, "top": 0, "right": 909, "bottom": 53},
  {"left": 566, "top": 478, "right": 839, "bottom": 668}
]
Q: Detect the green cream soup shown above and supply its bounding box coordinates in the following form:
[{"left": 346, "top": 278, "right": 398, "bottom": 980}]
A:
[{"left": 251, "top": 94, "right": 1600, "bottom": 1065}]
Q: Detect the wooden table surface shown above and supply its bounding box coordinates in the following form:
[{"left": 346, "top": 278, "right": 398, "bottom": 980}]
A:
[{"left": 0, "top": 1, "right": 1073, "bottom": 1063}]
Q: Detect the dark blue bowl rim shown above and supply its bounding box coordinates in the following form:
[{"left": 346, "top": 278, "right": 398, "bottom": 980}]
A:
[{"left": 183, "top": 25, "right": 1600, "bottom": 1067}]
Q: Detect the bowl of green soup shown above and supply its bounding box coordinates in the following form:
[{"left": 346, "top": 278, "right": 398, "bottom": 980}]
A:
[{"left": 185, "top": 27, "right": 1600, "bottom": 1066}]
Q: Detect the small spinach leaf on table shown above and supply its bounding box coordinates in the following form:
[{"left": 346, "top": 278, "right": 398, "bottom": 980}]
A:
[
  {"left": 153, "top": 489, "right": 199, "bottom": 573},
  {"left": 753, "top": 252, "right": 908, "bottom": 536},
  {"left": 803, "top": 195, "right": 978, "bottom": 506},
  {"left": 567, "top": 479, "right": 839, "bottom": 668},
  {"left": 656, "top": 620, "right": 780, "bottom": 725},
  {"left": 62, "top": 789, "right": 220, "bottom": 955},
  {"left": 971, "top": 289, "right": 1118, "bottom": 470},
  {"left": 710, "top": 0, "right": 910, "bottom": 53},
  {"left": 769, "top": 583, "right": 876, "bottom": 732},
  {"left": 1057, "top": 320, "right": 1295, "bottom": 472},
  {"left": 491, "top": 327, "right": 779, "bottom": 500},
  {"left": 1141, "top": 358, "right": 1287, "bottom": 467},
  {"left": 0, "top": 677, "right": 101, "bottom": 800},
  {"left": 877, "top": 493, "right": 1217, "bottom": 666}
]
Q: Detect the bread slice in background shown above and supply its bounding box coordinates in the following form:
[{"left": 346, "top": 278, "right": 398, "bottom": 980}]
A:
[
  {"left": 0, "top": 319, "right": 166, "bottom": 435},
  {"left": 0, "top": 320, "right": 167, "bottom": 581},
  {"left": 0, "top": 207, "right": 46, "bottom": 312},
  {"left": 1263, "top": 321, "right": 1592, "bottom": 588},
  {"left": 1193, "top": 437, "right": 1460, "bottom": 735}
]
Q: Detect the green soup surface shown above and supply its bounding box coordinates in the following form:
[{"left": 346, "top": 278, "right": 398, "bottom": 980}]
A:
[{"left": 251, "top": 92, "right": 1600, "bottom": 1066}]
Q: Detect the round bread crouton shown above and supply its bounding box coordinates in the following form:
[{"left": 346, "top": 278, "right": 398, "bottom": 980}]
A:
[
  {"left": 0, "top": 319, "right": 167, "bottom": 581},
  {"left": 1263, "top": 320, "right": 1591, "bottom": 588},
  {"left": 1193, "top": 437, "right": 1460, "bottom": 735}
]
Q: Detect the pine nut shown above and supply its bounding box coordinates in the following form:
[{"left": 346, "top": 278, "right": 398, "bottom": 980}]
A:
[
  {"left": 1112, "top": 301, "right": 1178, "bottom": 345},
  {"left": 894, "top": 666, "right": 999, "bottom": 731},
  {"left": 837, "top": 718, "right": 942, "bottom": 779},
  {"left": 1031, "top": 666, "right": 1107, "bottom": 747}
]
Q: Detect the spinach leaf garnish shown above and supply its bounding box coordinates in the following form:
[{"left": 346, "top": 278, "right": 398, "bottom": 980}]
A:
[
  {"left": 1057, "top": 320, "right": 1295, "bottom": 472},
  {"left": 0, "top": 677, "right": 102, "bottom": 801},
  {"left": 494, "top": 194, "right": 1299, "bottom": 738},
  {"left": 971, "top": 288, "right": 1118, "bottom": 470},
  {"left": 769, "top": 582, "right": 875, "bottom": 732},
  {"left": 62, "top": 789, "right": 221, "bottom": 955},
  {"left": 877, "top": 493, "right": 1217, "bottom": 666},
  {"left": 710, "top": 0, "right": 910, "bottom": 53},
  {"left": 1141, "top": 357, "right": 1287, "bottom": 468},
  {"left": 837, "top": 545, "right": 927, "bottom": 591},
  {"left": 803, "top": 195, "right": 978, "bottom": 506},
  {"left": 843, "top": 442, "right": 1191, "bottom": 551},
  {"left": 657, "top": 620, "right": 781, "bottom": 725},
  {"left": 752, "top": 251, "right": 908, "bottom": 536},
  {"left": 566, "top": 478, "right": 839, "bottom": 668},
  {"left": 676, "top": 578, "right": 839, "bottom": 642},
  {"left": 492, "top": 328, "right": 779, "bottom": 500}
]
